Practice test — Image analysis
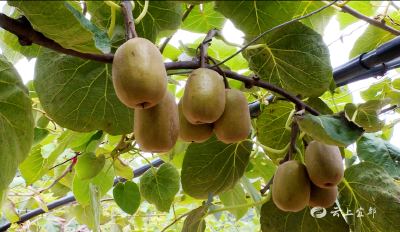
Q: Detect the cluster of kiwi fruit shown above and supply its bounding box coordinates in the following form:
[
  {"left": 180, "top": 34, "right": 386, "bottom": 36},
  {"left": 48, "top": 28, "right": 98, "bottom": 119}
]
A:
[
  {"left": 272, "top": 141, "right": 344, "bottom": 212},
  {"left": 112, "top": 37, "right": 251, "bottom": 153}
]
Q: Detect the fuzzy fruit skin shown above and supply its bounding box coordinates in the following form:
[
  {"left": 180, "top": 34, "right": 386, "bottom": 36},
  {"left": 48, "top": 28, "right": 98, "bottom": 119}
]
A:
[
  {"left": 214, "top": 89, "right": 251, "bottom": 144},
  {"left": 178, "top": 100, "right": 213, "bottom": 143},
  {"left": 309, "top": 182, "right": 338, "bottom": 208},
  {"left": 134, "top": 91, "right": 179, "bottom": 153},
  {"left": 305, "top": 141, "right": 344, "bottom": 188},
  {"left": 112, "top": 38, "right": 167, "bottom": 109},
  {"left": 182, "top": 68, "right": 225, "bottom": 124},
  {"left": 272, "top": 160, "right": 311, "bottom": 212}
]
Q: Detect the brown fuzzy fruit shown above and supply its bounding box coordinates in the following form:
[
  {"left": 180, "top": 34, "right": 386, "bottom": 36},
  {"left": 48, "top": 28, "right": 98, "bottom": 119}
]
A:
[
  {"left": 272, "top": 160, "right": 311, "bottom": 212},
  {"left": 214, "top": 89, "right": 251, "bottom": 144},
  {"left": 309, "top": 182, "right": 338, "bottom": 208},
  {"left": 305, "top": 141, "right": 344, "bottom": 188},
  {"left": 182, "top": 68, "right": 225, "bottom": 124},
  {"left": 134, "top": 91, "right": 179, "bottom": 153},
  {"left": 178, "top": 99, "right": 213, "bottom": 143},
  {"left": 112, "top": 38, "right": 167, "bottom": 109}
]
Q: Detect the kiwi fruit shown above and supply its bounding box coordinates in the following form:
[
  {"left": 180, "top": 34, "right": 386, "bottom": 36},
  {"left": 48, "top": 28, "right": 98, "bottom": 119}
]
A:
[
  {"left": 182, "top": 68, "right": 225, "bottom": 124},
  {"left": 214, "top": 88, "right": 251, "bottom": 144},
  {"left": 178, "top": 99, "right": 213, "bottom": 143},
  {"left": 305, "top": 141, "right": 344, "bottom": 188},
  {"left": 112, "top": 38, "right": 167, "bottom": 109},
  {"left": 272, "top": 160, "right": 311, "bottom": 212},
  {"left": 309, "top": 182, "right": 338, "bottom": 208},
  {"left": 134, "top": 91, "right": 179, "bottom": 153}
]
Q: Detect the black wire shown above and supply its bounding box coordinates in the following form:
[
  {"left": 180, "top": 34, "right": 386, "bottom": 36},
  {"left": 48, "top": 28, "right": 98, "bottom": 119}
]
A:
[{"left": 208, "top": 0, "right": 338, "bottom": 69}]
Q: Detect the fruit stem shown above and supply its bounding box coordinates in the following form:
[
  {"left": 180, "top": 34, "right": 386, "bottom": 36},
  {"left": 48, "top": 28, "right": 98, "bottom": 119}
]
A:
[
  {"left": 207, "top": 55, "right": 231, "bottom": 89},
  {"left": 205, "top": 191, "right": 271, "bottom": 216},
  {"left": 331, "top": 91, "right": 340, "bottom": 113},
  {"left": 245, "top": 139, "right": 290, "bottom": 154},
  {"left": 134, "top": 1, "right": 149, "bottom": 25},
  {"left": 108, "top": 7, "right": 116, "bottom": 38},
  {"left": 105, "top": 1, "right": 122, "bottom": 11},
  {"left": 121, "top": 1, "right": 138, "bottom": 39},
  {"left": 285, "top": 109, "right": 296, "bottom": 131}
]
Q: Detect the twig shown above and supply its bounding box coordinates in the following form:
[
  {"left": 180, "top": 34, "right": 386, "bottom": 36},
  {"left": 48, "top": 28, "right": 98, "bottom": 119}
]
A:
[
  {"left": 161, "top": 212, "right": 190, "bottom": 232},
  {"left": 39, "top": 162, "right": 74, "bottom": 193},
  {"left": 159, "top": 4, "right": 195, "bottom": 53},
  {"left": 117, "top": 156, "right": 129, "bottom": 166},
  {"left": 208, "top": 0, "right": 338, "bottom": 69},
  {"left": 0, "top": 13, "right": 115, "bottom": 63},
  {"left": 115, "top": 134, "right": 126, "bottom": 151},
  {"left": 165, "top": 61, "right": 320, "bottom": 115},
  {"left": 341, "top": 5, "right": 400, "bottom": 36},
  {"left": 199, "top": 43, "right": 206, "bottom": 68},
  {"left": 380, "top": 104, "right": 398, "bottom": 114},
  {"left": 32, "top": 108, "right": 57, "bottom": 130},
  {"left": 207, "top": 56, "right": 230, "bottom": 89},
  {"left": 327, "top": 23, "right": 368, "bottom": 47},
  {"left": 48, "top": 152, "right": 80, "bottom": 170},
  {"left": 100, "top": 198, "right": 114, "bottom": 202},
  {"left": 121, "top": 1, "right": 138, "bottom": 39},
  {"left": 82, "top": 2, "right": 87, "bottom": 16},
  {"left": 260, "top": 176, "right": 273, "bottom": 196},
  {"left": 288, "top": 119, "right": 300, "bottom": 161},
  {"left": 65, "top": 217, "right": 76, "bottom": 229}
]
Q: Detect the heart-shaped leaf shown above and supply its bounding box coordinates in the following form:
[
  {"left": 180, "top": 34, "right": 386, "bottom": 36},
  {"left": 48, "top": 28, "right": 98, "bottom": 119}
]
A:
[
  {"left": 294, "top": 111, "right": 364, "bottom": 147},
  {"left": 76, "top": 152, "right": 106, "bottom": 180},
  {"left": 113, "top": 181, "right": 141, "bottom": 215},
  {"left": 139, "top": 163, "right": 180, "bottom": 212},
  {"left": 182, "top": 3, "right": 226, "bottom": 33},
  {"left": 294, "top": 1, "right": 335, "bottom": 35},
  {"left": 181, "top": 134, "right": 252, "bottom": 199},
  {"left": 338, "top": 162, "right": 400, "bottom": 231}
]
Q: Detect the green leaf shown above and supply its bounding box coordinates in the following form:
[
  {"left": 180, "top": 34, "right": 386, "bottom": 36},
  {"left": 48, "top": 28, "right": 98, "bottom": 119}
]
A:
[
  {"left": 73, "top": 159, "right": 115, "bottom": 205},
  {"left": 89, "top": 184, "right": 101, "bottom": 232},
  {"left": 295, "top": 1, "right": 336, "bottom": 35},
  {"left": 182, "top": 202, "right": 211, "bottom": 232},
  {"left": 0, "top": 55, "right": 34, "bottom": 190},
  {"left": 336, "top": 2, "right": 378, "bottom": 30},
  {"left": 162, "top": 44, "right": 182, "bottom": 62},
  {"left": 303, "top": 97, "right": 334, "bottom": 115},
  {"left": 360, "top": 77, "right": 391, "bottom": 101},
  {"left": 33, "top": 128, "right": 50, "bottom": 146},
  {"left": 34, "top": 48, "right": 135, "bottom": 135},
  {"left": 1, "top": 198, "right": 20, "bottom": 223},
  {"left": 0, "top": 5, "right": 41, "bottom": 63},
  {"left": 322, "top": 85, "right": 354, "bottom": 112},
  {"left": 256, "top": 101, "right": 293, "bottom": 160},
  {"left": 87, "top": 1, "right": 125, "bottom": 30},
  {"left": 294, "top": 111, "right": 364, "bottom": 147},
  {"left": 209, "top": 39, "right": 249, "bottom": 71},
  {"left": 133, "top": 1, "right": 183, "bottom": 42},
  {"left": 345, "top": 99, "right": 392, "bottom": 133},
  {"left": 70, "top": 204, "right": 95, "bottom": 230},
  {"left": 260, "top": 202, "right": 349, "bottom": 232},
  {"left": 113, "top": 160, "right": 134, "bottom": 180},
  {"left": 9, "top": 1, "right": 111, "bottom": 54},
  {"left": 240, "top": 176, "right": 262, "bottom": 213},
  {"left": 219, "top": 183, "right": 248, "bottom": 220},
  {"left": 76, "top": 152, "right": 106, "bottom": 180},
  {"left": 181, "top": 133, "right": 252, "bottom": 199},
  {"left": 356, "top": 133, "right": 400, "bottom": 179},
  {"left": 349, "top": 24, "right": 396, "bottom": 59},
  {"left": 243, "top": 22, "right": 332, "bottom": 97},
  {"left": 338, "top": 162, "right": 400, "bottom": 231},
  {"left": 182, "top": 3, "right": 226, "bottom": 33},
  {"left": 245, "top": 156, "right": 276, "bottom": 184},
  {"left": 113, "top": 181, "right": 141, "bottom": 215},
  {"left": 20, "top": 130, "right": 88, "bottom": 185},
  {"left": 214, "top": 1, "right": 301, "bottom": 37},
  {"left": 140, "top": 163, "right": 180, "bottom": 212}
]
